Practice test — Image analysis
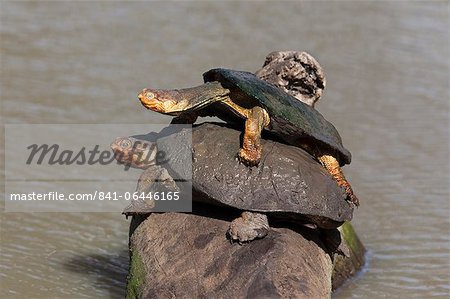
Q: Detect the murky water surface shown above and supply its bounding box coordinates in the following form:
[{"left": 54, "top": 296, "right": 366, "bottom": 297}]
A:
[{"left": 1, "top": 1, "right": 449, "bottom": 298}]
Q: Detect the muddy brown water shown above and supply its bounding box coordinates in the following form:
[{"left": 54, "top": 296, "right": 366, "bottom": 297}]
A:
[{"left": 1, "top": 1, "right": 449, "bottom": 298}]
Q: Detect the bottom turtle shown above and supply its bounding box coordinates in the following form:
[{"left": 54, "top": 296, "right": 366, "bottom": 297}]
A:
[{"left": 111, "top": 124, "right": 353, "bottom": 243}]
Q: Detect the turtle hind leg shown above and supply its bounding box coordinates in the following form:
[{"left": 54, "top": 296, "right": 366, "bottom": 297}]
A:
[
  {"left": 318, "top": 154, "right": 360, "bottom": 207},
  {"left": 238, "top": 106, "right": 270, "bottom": 166},
  {"left": 228, "top": 212, "right": 269, "bottom": 244}
]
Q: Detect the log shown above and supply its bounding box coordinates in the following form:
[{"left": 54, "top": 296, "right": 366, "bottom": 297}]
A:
[
  {"left": 127, "top": 212, "right": 333, "bottom": 299},
  {"left": 126, "top": 215, "right": 366, "bottom": 298},
  {"left": 332, "top": 221, "right": 366, "bottom": 290}
]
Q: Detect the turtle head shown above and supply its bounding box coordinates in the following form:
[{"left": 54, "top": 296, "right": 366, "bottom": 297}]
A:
[
  {"left": 111, "top": 137, "right": 137, "bottom": 165},
  {"left": 111, "top": 137, "right": 134, "bottom": 153},
  {"left": 138, "top": 88, "right": 181, "bottom": 115},
  {"left": 111, "top": 137, "right": 156, "bottom": 169}
]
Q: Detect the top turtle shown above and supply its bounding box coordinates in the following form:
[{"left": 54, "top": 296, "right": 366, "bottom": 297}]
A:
[{"left": 138, "top": 68, "right": 359, "bottom": 206}]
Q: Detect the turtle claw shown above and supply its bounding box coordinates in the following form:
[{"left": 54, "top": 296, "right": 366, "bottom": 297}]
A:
[
  {"left": 238, "top": 148, "right": 261, "bottom": 167},
  {"left": 343, "top": 185, "right": 360, "bottom": 207},
  {"left": 347, "top": 193, "right": 360, "bottom": 207}
]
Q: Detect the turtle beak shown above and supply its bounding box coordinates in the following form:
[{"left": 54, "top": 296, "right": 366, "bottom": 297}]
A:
[
  {"left": 110, "top": 137, "right": 121, "bottom": 151},
  {"left": 138, "top": 90, "right": 145, "bottom": 101}
]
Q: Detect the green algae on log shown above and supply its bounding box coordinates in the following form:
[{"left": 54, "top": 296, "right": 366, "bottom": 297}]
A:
[
  {"left": 332, "top": 221, "right": 366, "bottom": 290},
  {"left": 126, "top": 248, "right": 146, "bottom": 299}
]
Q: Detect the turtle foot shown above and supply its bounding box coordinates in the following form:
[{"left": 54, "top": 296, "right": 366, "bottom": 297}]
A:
[
  {"left": 228, "top": 212, "right": 269, "bottom": 244},
  {"left": 238, "top": 148, "right": 261, "bottom": 167}
]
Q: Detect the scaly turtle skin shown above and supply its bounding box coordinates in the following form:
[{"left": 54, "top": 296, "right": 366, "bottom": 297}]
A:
[{"left": 138, "top": 68, "right": 359, "bottom": 206}]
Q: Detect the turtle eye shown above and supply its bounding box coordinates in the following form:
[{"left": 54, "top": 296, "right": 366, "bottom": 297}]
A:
[
  {"left": 121, "top": 140, "right": 131, "bottom": 148},
  {"left": 145, "top": 92, "right": 155, "bottom": 99}
]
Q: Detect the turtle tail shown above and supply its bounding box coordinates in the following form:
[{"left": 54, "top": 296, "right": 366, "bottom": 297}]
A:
[{"left": 317, "top": 154, "right": 359, "bottom": 207}]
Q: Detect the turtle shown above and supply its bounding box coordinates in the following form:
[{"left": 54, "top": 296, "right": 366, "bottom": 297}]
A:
[
  {"left": 138, "top": 68, "right": 359, "bottom": 206},
  {"left": 111, "top": 123, "right": 354, "bottom": 244}
]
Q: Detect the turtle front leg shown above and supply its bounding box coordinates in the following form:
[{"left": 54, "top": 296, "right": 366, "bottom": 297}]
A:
[
  {"left": 238, "top": 106, "right": 270, "bottom": 166},
  {"left": 170, "top": 112, "right": 198, "bottom": 124},
  {"left": 318, "top": 154, "right": 360, "bottom": 206},
  {"left": 228, "top": 211, "right": 269, "bottom": 244}
]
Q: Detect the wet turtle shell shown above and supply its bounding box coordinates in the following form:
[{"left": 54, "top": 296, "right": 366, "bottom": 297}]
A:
[
  {"left": 203, "top": 68, "right": 351, "bottom": 166},
  {"left": 121, "top": 123, "right": 353, "bottom": 229}
]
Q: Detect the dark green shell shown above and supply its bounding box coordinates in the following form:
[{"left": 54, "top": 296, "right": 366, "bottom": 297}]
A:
[{"left": 203, "top": 68, "right": 351, "bottom": 165}]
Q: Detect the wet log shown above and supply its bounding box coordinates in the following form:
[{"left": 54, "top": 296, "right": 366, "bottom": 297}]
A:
[
  {"left": 255, "top": 50, "right": 326, "bottom": 107},
  {"left": 126, "top": 215, "right": 365, "bottom": 298},
  {"left": 127, "top": 212, "right": 333, "bottom": 299},
  {"left": 332, "top": 221, "right": 366, "bottom": 290}
]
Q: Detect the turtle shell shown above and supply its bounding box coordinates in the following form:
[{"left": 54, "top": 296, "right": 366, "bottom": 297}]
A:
[
  {"left": 203, "top": 68, "right": 351, "bottom": 165},
  {"left": 123, "top": 123, "right": 354, "bottom": 229}
]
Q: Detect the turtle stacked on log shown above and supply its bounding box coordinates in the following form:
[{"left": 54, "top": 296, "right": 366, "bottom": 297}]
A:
[{"left": 138, "top": 68, "right": 359, "bottom": 206}]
